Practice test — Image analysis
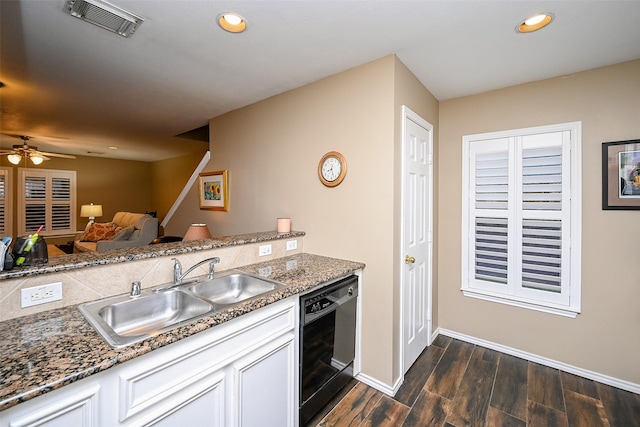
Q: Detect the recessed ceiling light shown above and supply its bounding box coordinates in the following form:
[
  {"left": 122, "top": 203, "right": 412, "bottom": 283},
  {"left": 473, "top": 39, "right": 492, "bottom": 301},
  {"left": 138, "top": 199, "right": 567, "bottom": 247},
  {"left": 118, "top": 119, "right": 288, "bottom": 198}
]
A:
[
  {"left": 217, "top": 13, "right": 246, "bottom": 33},
  {"left": 516, "top": 13, "right": 554, "bottom": 33}
]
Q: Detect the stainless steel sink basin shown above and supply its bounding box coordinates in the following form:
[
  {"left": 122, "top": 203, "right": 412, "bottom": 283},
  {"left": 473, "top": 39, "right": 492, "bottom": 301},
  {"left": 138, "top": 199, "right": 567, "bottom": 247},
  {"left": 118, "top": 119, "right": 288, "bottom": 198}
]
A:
[
  {"left": 78, "top": 271, "right": 284, "bottom": 348},
  {"left": 187, "top": 272, "right": 280, "bottom": 305},
  {"left": 79, "top": 289, "right": 213, "bottom": 348}
]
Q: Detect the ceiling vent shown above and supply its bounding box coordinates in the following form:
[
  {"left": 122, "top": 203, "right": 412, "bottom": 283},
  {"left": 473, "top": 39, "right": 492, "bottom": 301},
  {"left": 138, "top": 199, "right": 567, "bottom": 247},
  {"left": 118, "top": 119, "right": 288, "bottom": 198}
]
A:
[{"left": 63, "top": 0, "right": 144, "bottom": 38}]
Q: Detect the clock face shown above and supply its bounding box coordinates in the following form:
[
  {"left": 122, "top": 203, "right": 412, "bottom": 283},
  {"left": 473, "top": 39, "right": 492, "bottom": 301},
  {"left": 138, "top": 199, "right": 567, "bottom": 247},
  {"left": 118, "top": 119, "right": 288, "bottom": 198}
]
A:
[
  {"left": 318, "top": 151, "right": 347, "bottom": 187},
  {"left": 321, "top": 157, "right": 341, "bottom": 182}
]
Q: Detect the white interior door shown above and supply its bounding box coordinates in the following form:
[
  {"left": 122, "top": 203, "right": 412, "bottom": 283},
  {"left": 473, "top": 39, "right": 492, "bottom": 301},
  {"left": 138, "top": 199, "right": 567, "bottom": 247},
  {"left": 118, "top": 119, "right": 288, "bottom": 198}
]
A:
[{"left": 401, "top": 106, "right": 433, "bottom": 373}]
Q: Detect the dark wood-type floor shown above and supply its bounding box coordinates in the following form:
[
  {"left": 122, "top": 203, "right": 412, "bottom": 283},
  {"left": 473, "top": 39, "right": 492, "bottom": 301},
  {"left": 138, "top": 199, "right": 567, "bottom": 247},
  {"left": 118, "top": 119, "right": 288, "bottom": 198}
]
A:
[{"left": 308, "top": 336, "right": 640, "bottom": 427}]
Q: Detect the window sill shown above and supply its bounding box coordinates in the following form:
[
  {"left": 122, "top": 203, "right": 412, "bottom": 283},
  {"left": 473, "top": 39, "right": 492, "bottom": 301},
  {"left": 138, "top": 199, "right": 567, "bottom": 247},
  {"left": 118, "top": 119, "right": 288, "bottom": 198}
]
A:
[{"left": 462, "top": 289, "right": 579, "bottom": 318}]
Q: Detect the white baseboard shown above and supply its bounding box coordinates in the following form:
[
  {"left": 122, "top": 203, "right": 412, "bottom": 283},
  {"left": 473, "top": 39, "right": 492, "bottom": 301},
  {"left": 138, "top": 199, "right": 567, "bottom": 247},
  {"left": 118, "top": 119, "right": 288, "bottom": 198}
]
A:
[
  {"left": 437, "top": 328, "right": 640, "bottom": 395},
  {"left": 354, "top": 371, "right": 401, "bottom": 397}
]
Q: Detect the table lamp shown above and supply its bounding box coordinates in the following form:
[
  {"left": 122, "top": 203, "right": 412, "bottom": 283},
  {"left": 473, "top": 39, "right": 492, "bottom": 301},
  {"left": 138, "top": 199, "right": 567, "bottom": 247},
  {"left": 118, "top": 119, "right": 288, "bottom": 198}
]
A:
[
  {"left": 183, "top": 224, "right": 212, "bottom": 241},
  {"left": 80, "top": 203, "right": 103, "bottom": 224}
]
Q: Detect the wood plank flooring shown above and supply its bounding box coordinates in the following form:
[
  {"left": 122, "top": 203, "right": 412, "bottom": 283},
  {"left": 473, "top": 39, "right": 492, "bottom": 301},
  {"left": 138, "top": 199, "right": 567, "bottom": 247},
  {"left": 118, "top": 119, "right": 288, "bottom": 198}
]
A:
[{"left": 308, "top": 336, "right": 640, "bottom": 427}]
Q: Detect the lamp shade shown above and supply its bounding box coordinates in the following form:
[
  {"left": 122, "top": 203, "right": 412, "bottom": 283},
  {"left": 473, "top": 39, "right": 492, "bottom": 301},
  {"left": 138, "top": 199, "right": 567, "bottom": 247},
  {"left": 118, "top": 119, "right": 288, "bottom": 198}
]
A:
[
  {"left": 80, "top": 203, "right": 103, "bottom": 218},
  {"left": 30, "top": 154, "right": 44, "bottom": 165},
  {"left": 183, "top": 223, "right": 212, "bottom": 241},
  {"left": 7, "top": 154, "right": 21, "bottom": 165}
]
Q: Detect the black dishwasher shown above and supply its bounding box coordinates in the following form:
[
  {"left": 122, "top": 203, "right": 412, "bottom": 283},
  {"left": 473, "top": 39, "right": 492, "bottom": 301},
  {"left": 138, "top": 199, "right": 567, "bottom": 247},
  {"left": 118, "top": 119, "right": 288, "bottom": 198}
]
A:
[{"left": 299, "top": 275, "right": 358, "bottom": 426}]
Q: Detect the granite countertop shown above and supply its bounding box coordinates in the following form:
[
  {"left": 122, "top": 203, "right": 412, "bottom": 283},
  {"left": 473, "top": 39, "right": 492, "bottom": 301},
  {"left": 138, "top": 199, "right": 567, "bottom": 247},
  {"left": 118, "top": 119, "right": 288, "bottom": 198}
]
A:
[{"left": 0, "top": 253, "right": 365, "bottom": 411}]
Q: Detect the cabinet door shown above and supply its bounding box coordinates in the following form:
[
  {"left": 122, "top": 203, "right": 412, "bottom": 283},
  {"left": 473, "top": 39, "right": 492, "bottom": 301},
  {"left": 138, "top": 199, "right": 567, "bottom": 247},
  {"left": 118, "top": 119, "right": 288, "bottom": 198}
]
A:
[
  {"left": 116, "top": 367, "right": 226, "bottom": 426},
  {"left": 0, "top": 383, "right": 99, "bottom": 427},
  {"left": 141, "top": 374, "right": 225, "bottom": 427},
  {"left": 231, "top": 332, "right": 296, "bottom": 427}
]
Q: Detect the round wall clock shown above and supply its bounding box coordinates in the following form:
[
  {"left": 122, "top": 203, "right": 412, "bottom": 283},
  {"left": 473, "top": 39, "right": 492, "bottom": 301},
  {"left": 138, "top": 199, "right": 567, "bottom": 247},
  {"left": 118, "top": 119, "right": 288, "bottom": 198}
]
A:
[{"left": 318, "top": 151, "right": 347, "bottom": 187}]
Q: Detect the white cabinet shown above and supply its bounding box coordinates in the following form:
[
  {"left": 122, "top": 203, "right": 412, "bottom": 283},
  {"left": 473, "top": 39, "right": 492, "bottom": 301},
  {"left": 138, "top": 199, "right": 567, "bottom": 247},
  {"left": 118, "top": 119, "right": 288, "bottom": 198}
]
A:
[
  {"left": 233, "top": 333, "right": 296, "bottom": 426},
  {"left": 0, "top": 382, "right": 100, "bottom": 427},
  {"left": 1, "top": 297, "right": 298, "bottom": 427}
]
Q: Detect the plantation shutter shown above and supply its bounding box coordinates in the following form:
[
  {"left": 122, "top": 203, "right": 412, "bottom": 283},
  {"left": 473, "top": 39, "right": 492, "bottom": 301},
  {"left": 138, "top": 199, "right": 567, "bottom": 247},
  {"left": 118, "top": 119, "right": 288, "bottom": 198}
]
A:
[
  {"left": 471, "top": 138, "right": 511, "bottom": 291},
  {"left": 465, "top": 128, "right": 574, "bottom": 308},
  {"left": 18, "top": 169, "right": 76, "bottom": 236},
  {"left": 51, "top": 177, "right": 73, "bottom": 231},
  {"left": 24, "top": 175, "right": 47, "bottom": 233},
  {"left": 517, "top": 132, "right": 570, "bottom": 305}
]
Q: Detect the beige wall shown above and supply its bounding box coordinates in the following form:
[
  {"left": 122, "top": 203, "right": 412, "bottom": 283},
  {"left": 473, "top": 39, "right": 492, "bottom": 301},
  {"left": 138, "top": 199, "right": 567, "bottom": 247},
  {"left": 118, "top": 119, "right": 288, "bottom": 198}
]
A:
[
  {"left": 0, "top": 155, "right": 153, "bottom": 238},
  {"left": 0, "top": 152, "right": 204, "bottom": 244},
  {"left": 392, "top": 57, "right": 440, "bottom": 381},
  {"left": 165, "top": 55, "right": 440, "bottom": 389},
  {"left": 150, "top": 149, "right": 208, "bottom": 233},
  {"left": 439, "top": 60, "right": 640, "bottom": 384},
  {"left": 207, "top": 56, "right": 398, "bottom": 386}
]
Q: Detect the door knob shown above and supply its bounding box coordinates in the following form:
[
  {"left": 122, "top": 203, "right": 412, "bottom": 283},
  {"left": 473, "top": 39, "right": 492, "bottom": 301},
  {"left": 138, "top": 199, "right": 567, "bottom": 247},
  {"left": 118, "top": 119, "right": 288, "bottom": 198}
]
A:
[{"left": 405, "top": 255, "right": 416, "bottom": 264}]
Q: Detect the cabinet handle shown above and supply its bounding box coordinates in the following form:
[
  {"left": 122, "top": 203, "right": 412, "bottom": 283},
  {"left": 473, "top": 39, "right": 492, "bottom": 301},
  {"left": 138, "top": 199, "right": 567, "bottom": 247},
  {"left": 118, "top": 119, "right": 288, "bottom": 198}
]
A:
[{"left": 405, "top": 255, "right": 416, "bottom": 264}]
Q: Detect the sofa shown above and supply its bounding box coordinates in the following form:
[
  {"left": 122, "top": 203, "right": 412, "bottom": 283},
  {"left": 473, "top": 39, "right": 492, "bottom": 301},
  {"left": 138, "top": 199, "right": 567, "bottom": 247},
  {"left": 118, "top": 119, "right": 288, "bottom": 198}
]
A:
[{"left": 74, "top": 212, "right": 159, "bottom": 252}]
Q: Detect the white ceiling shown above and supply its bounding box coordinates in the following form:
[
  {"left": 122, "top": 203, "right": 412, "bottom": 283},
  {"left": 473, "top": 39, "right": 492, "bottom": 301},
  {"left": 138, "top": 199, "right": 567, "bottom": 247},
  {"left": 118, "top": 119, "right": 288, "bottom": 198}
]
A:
[{"left": 2, "top": 0, "right": 640, "bottom": 162}]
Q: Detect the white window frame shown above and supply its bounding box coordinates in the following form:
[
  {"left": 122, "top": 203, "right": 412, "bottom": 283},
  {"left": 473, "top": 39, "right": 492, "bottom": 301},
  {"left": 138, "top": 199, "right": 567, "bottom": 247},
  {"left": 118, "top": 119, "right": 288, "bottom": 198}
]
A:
[
  {"left": 17, "top": 168, "right": 77, "bottom": 237},
  {"left": 0, "top": 167, "right": 13, "bottom": 236},
  {"left": 461, "top": 122, "right": 582, "bottom": 318}
]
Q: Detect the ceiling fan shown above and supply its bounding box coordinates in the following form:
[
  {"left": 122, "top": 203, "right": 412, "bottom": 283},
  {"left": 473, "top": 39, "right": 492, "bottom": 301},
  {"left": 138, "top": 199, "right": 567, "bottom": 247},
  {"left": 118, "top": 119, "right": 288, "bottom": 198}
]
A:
[{"left": 0, "top": 136, "right": 76, "bottom": 165}]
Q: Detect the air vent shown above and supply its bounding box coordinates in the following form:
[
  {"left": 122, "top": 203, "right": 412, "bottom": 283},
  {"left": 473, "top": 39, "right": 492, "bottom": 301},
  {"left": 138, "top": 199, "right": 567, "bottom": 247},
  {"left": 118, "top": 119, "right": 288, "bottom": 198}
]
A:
[{"left": 63, "top": 0, "right": 144, "bottom": 38}]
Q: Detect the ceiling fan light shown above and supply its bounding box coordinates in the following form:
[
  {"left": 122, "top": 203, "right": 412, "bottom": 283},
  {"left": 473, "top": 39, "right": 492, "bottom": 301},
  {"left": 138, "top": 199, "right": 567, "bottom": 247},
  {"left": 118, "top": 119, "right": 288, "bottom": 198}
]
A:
[
  {"left": 7, "top": 154, "right": 21, "bottom": 165},
  {"left": 30, "top": 155, "right": 44, "bottom": 165}
]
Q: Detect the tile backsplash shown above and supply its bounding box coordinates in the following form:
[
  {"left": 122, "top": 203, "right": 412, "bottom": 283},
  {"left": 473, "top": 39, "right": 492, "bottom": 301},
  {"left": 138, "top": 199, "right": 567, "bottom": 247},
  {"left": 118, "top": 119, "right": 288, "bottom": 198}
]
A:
[{"left": 0, "top": 237, "right": 302, "bottom": 322}]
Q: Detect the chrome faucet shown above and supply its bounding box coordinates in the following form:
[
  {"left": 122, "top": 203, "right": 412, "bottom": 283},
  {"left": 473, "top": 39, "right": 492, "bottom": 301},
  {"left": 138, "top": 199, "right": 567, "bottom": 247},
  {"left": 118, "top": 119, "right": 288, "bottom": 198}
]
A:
[
  {"left": 172, "top": 257, "right": 220, "bottom": 285},
  {"left": 130, "top": 281, "right": 142, "bottom": 297}
]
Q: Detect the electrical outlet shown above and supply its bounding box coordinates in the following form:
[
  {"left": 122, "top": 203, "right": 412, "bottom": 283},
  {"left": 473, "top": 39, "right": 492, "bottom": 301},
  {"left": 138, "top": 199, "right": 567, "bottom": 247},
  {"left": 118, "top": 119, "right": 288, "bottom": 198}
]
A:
[
  {"left": 21, "top": 282, "right": 63, "bottom": 308},
  {"left": 258, "top": 244, "right": 272, "bottom": 256},
  {"left": 286, "top": 240, "right": 298, "bottom": 251}
]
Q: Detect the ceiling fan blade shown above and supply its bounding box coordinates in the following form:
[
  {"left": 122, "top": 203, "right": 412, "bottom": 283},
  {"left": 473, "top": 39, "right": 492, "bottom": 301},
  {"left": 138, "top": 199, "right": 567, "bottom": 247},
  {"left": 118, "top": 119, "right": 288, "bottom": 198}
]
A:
[
  {"left": 0, "top": 151, "right": 16, "bottom": 155},
  {"left": 38, "top": 151, "right": 76, "bottom": 159},
  {"left": 1, "top": 133, "right": 29, "bottom": 140},
  {"left": 1, "top": 133, "right": 69, "bottom": 141}
]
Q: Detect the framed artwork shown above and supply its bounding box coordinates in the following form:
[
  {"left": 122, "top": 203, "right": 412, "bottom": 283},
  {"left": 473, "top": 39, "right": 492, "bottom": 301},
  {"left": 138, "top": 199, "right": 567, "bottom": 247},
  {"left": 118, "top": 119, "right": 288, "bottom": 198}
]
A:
[
  {"left": 199, "top": 170, "right": 229, "bottom": 211},
  {"left": 602, "top": 139, "right": 640, "bottom": 210}
]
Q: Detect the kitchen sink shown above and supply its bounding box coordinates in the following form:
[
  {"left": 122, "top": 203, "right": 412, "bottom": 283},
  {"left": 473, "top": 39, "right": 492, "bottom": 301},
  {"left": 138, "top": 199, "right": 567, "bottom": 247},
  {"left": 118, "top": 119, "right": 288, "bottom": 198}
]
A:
[
  {"left": 78, "top": 271, "right": 284, "bottom": 348},
  {"left": 187, "top": 271, "right": 280, "bottom": 305},
  {"left": 79, "top": 289, "right": 213, "bottom": 348}
]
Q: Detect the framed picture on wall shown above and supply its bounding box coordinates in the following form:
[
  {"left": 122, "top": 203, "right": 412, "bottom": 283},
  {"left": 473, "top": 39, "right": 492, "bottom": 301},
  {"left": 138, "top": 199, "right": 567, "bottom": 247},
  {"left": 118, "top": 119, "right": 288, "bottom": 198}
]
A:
[
  {"left": 602, "top": 139, "right": 640, "bottom": 210},
  {"left": 199, "top": 170, "right": 229, "bottom": 211}
]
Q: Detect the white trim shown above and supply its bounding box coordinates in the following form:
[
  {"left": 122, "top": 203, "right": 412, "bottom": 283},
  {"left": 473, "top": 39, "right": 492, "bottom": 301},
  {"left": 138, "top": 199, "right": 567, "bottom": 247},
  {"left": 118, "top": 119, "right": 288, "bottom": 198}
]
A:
[
  {"left": 461, "top": 290, "right": 578, "bottom": 318},
  {"left": 17, "top": 168, "right": 77, "bottom": 237},
  {"left": 436, "top": 328, "right": 640, "bottom": 395},
  {"left": 461, "top": 121, "right": 582, "bottom": 314},
  {"left": 354, "top": 371, "right": 401, "bottom": 397},
  {"left": 354, "top": 270, "right": 363, "bottom": 378},
  {"left": 0, "top": 167, "right": 13, "bottom": 236},
  {"left": 161, "top": 151, "right": 211, "bottom": 228},
  {"left": 400, "top": 105, "right": 434, "bottom": 378}
]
